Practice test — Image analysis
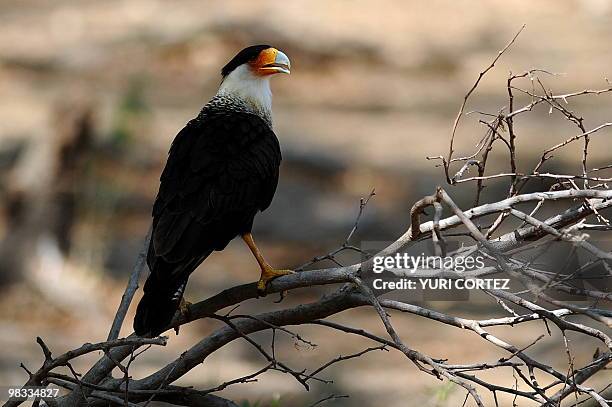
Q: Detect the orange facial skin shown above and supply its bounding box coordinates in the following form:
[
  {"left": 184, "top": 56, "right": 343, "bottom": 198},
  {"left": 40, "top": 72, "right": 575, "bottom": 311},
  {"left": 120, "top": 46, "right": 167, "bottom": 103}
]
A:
[{"left": 250, "top": 48, "right": 289, "bottom": 76}]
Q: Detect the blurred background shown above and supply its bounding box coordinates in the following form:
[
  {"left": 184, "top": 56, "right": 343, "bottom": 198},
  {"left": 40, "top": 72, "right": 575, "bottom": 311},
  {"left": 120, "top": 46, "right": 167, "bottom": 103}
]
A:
[{"left": 0, "top": 1, "right": 611, "bottom": 406}]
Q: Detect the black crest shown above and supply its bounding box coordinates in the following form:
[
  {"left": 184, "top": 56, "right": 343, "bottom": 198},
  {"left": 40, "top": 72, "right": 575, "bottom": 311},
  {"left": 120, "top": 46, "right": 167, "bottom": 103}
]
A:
[{"left": 221, "top": 44, "right": 272, "bottom": 77}]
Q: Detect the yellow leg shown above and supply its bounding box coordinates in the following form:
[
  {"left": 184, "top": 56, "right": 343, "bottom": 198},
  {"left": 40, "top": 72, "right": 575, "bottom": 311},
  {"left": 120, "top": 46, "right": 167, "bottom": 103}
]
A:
[
  {"left": 242, "top": 233, "right": 293, "bottom": 293},
  {"left": 179, "top": 296, "right": 192, "bottom": 317},
  {"left": 174, "top": 297, "right": 192, "bottom": 335}
]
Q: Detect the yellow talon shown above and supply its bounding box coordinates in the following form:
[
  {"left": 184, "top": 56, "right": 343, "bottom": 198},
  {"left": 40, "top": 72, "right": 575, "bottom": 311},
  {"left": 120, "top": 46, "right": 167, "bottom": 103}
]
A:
[
  {"left": 257, "top": 266, "right": 294, "bottom": 293},
  {"left": 242, "top": 232, "right": 294, "bottom": 295},
  {"left": 179, "top": 297, "right": 192, "bottom": 317},
  {"left": 173, "top": 297, "right": 192, "bottom": 335}
]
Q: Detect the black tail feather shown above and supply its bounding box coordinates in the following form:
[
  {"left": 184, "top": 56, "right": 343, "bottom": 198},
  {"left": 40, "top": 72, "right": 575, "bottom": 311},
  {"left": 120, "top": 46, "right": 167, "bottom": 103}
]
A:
[{"left": 133, "top": 276, "right": 187, "bottom": 336}]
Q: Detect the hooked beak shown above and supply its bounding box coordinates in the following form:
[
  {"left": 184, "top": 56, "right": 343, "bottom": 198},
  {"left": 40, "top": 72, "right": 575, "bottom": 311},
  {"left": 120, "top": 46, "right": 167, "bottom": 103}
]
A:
[{"left": 256, "top": 49, "right": 291, "bottom": 75}]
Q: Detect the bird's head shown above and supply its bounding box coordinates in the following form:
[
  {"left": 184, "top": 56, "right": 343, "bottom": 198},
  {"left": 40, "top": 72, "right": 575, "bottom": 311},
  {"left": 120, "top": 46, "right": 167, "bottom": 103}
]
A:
[
  {"left": 217, "top": 45, "right": 290, "bottom": 115},
  {"left": 221, "top": 45, "right": 291, "bottom": 78}
]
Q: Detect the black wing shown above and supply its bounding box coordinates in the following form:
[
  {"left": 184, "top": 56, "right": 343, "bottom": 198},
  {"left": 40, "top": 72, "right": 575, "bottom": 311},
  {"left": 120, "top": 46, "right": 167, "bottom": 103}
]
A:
[{"left": 148, "top": 110, "right": 282, "bottom": 280}]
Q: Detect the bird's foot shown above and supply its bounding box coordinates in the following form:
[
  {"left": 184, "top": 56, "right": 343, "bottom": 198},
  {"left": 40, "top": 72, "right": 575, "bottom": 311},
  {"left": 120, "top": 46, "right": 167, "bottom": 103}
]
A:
[
  {"left": 179, "top": 297, "right": 192, "bottom": 317},
  {"left": 174, "top": 297, "right": 192, "bottom": 335},
  {"left": 257, "top": 265, "right": 294, "bottom": 295}
]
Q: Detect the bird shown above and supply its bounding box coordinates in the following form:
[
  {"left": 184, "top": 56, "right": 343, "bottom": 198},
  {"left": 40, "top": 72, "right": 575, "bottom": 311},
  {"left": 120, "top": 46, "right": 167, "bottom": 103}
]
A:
[{"left": 134, "top": 45, "right": 292, "bottom": 336}]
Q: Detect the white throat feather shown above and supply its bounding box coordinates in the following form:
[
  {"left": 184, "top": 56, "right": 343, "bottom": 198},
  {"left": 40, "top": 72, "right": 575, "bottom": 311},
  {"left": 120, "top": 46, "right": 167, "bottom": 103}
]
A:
[{"left": 217, "top": 65, "right": 272, "bottom": 118}]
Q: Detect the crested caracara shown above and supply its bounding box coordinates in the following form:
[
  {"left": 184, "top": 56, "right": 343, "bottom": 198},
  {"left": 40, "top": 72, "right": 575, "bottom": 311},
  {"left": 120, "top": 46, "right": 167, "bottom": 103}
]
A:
[{"left": 134, "top": 45, "right": 292, "bottom": 336}]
